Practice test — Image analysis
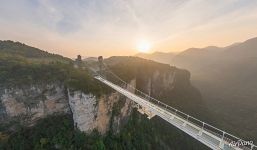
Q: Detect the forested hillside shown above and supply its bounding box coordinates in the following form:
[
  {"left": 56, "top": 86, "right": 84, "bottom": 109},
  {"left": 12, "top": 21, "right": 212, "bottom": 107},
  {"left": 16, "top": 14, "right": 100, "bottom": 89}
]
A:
[
  {"left": 0, "top": 40, "right": 71, "bottom": 63},
  {"left": 0, "top": 41, "right": 209, "bottom": 149}
]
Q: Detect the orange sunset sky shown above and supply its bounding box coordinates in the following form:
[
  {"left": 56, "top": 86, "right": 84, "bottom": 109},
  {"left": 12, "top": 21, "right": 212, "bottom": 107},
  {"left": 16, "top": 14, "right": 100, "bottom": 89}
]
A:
[{"left": 1, "top": 0, "right": 257, "bottom": 58}]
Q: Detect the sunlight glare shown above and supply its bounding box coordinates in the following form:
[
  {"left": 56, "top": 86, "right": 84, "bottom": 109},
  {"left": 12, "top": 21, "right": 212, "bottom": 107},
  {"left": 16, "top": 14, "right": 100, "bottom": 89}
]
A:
[{"left": 137, "top": 40, "right": 151, "bottom": 53}]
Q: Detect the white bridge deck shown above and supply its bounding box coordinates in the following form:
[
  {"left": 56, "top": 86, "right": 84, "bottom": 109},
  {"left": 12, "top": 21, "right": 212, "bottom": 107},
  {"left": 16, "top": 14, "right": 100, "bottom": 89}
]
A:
[{"left": 95, "top": 75, "right": 256, "bottom": 150}]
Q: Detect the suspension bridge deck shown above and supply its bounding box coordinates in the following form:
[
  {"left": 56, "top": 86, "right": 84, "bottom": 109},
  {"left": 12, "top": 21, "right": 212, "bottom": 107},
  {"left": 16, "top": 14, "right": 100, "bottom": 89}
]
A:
[{"left": 95, "top": 75, "right": 256, "bottom": 150}]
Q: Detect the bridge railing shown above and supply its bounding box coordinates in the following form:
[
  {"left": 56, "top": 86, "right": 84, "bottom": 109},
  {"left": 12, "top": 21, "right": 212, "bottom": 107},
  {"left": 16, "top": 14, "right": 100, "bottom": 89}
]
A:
[
  {"left": 98, "top": 65, "right": 257, "bottom": 150},
  {"left": 116, "top": 77, "right": 256, "bottom": 149}
]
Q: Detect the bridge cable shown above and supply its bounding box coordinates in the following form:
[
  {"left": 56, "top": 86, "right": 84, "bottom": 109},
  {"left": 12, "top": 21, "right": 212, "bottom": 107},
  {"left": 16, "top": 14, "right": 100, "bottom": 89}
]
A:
[{"left": 97, "top": 61, "right": 257, "bottom": 149}]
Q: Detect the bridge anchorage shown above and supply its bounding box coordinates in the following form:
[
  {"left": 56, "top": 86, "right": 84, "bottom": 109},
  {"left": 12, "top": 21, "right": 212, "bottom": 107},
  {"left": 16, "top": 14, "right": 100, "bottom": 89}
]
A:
[{"left": 92, "top": 58, "right": 257, "bottom": 150}]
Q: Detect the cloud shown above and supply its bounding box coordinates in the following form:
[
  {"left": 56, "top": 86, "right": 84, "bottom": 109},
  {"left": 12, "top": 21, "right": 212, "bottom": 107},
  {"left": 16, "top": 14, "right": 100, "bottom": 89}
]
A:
[{"left": 0, "top": 0, "right": 257, "bottom": 57}]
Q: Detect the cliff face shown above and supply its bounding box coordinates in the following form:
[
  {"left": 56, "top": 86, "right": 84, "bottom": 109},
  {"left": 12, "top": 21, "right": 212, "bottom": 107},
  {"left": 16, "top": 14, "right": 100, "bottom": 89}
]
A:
[
  {"left": 0, "top": 85, "right": 69, "bottom": 125},
  {"left": 149, "top": 69, "right": 204, "bottom": 117},
  {"left": 66, "top": 79, "right": 136, "bottom": 134},
  {"left": 105, "top": 56, "right": 204, "bottom": 117},
  {"left": 0, "top": 79, "right": 135, "bottom": 134},
  {"left": 67, "top": 84, "right": 134, "bottom": 134},
  {"left": 0, "top": 57, "right": 204, "bottom": 135}
]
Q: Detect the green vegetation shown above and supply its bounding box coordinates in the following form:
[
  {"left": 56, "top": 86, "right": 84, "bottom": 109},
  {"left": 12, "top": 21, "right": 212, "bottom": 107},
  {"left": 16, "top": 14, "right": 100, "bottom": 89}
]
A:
[
  {"left": 0, "top": 56, "right": 104, "bottom": 96},
  {"left": 1, "top": 112, "right": 208, "bottom": 150},
  {"left": 0, "top": 40, "right": 71, "bottom": 63},
  {"left": 0, "top": 115, "right": 106, "bottom": 150},
  {"left": 0, "top": 41, "right": 111, "bottom": 97},
  {"left": 105, "top": 56, "right": 175, "bottom": 82},
  {"left": 0, "top": 42, "right": 210, "bottom": 149}
]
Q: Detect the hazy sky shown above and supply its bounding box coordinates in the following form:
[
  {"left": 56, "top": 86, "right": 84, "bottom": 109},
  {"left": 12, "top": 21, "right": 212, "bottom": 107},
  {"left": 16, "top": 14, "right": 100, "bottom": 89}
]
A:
[{"left": 1, "top": 0, "right": 257, "bottom": 58}]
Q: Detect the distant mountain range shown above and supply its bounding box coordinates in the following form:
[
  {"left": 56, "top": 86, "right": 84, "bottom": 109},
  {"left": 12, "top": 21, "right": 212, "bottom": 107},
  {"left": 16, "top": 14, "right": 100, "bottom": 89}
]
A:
[
  {"left": 135, "top": 37, "right": 257, "bottom": 141},
  {"left": 136, "top": 37, "right": 257, "bottom": 67},
  {"left": 136, "top": 52, "right": 176, "bottom": 64}
]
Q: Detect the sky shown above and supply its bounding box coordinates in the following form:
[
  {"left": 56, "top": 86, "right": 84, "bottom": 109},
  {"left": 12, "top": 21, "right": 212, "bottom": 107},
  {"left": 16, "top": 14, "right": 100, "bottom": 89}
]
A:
[{"left": 0, "top": 0, "right": 257, "bottom": 58}]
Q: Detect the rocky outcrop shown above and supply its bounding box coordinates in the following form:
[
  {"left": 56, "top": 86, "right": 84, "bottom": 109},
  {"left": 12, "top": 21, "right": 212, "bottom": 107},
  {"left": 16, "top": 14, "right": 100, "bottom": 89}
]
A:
[
  {"left": 0, "top": 58, "right": 202, "bottom": 135},
  {"left": 67, "top": 79, "right": 135, "bottom": 134},
  {"left": 68, "top": 91, "right": 97, "bottom": 132},
  {"left": 0, "top": 79, "right": 135, "bottom": 134},
  {"left": 0, "top": 85, "right": 69, "bottom": 125}
]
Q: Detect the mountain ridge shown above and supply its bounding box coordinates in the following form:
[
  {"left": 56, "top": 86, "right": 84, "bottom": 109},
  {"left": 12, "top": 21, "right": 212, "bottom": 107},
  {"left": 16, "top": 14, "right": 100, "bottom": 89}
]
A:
[
  {"left": 0, "top": 40, "right": 71, "bottom": 63},
  {"left": 134, "top": 36, "right": 257, "bottom": 143},
  {"left": 135, "top": 36, "right": 257, "bottom": 64}
]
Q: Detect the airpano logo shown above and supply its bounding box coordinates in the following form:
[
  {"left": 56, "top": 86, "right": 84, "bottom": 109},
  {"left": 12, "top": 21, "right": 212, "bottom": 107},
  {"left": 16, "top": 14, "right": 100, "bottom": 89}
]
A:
[{"left": 229, "top": 140, "right": 253, "bottom": 148}]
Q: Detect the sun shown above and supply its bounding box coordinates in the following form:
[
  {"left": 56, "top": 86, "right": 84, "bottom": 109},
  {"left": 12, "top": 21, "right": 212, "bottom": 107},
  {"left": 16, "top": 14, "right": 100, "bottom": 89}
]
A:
[{"left": 137, "top": 40, "right": 151, "bottom": 53}]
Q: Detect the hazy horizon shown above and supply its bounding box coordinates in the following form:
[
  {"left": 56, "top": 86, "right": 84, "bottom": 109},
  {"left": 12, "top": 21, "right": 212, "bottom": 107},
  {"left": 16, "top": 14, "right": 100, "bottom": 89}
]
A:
[{"left": 1, "top": 0, "right": 257, "bottom": 58}]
